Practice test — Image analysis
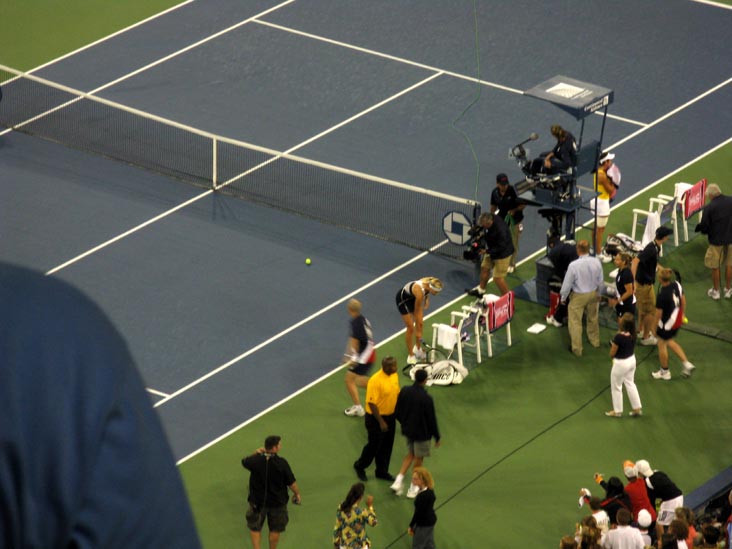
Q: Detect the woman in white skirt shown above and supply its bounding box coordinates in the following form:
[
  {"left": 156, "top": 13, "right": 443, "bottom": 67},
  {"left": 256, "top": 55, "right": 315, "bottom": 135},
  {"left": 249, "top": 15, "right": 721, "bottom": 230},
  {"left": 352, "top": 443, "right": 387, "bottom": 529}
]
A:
[{"left": 605, "top": 313, "right": 642, "bottom": 418}]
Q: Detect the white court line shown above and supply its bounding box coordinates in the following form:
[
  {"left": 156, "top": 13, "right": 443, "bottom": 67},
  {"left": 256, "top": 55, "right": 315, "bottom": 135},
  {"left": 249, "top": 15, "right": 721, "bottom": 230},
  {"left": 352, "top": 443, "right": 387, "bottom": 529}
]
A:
[
  {"left": 609, "top": 75, "right": 732, "bottom": 150},
  {"left": 157, "top": 243, "right": 442, "bottom": 410},
  {"left": 691, "top": 0, "right": 732, "bottom": 9},
  {"left": 147, "top": 387, "right": 170, "bottom": 398},
  {"left": 177, "top": 134, "right": 732, "bottom": 465},
  {"left": 41, "top": 72, "right": 440, "bottom": 276},
  {"left": 254, "top": 19, "right": 649, "bottom": 128},
  {"left": 24, "top": 0, "right": 196, "bottom": 75}
]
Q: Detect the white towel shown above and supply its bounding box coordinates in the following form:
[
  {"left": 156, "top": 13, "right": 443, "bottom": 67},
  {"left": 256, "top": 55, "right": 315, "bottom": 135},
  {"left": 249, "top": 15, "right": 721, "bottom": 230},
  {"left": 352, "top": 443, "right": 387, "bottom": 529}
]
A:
[
  {"left": 436, "top": 324, "right": 459, "bottom": 349},
  {"left": 642, "top": 211, "right": 661, "bottom": 247}
]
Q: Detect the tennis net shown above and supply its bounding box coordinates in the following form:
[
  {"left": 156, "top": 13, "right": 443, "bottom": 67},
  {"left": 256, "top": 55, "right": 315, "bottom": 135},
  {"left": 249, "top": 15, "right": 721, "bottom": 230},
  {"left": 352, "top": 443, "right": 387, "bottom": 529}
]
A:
[{"left": 0, "top": 65, "right": 480, "bottom": 258}]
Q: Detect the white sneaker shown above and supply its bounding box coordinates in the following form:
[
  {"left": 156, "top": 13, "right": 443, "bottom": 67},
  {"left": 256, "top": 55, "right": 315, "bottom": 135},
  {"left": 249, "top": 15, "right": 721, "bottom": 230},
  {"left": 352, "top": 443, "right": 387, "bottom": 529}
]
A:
[
  {"left": 681, "top": 362, "right": 696, "bottom": 378},
  {"left": 390, "top": 480, "right": 404, "bottom": 496},
  {"left": 406, "top": 355, "right": 417, "bottom": 365},
  {"left": 652, "top": 368, "right": 671, "bottom": 380},
  {"left": 406, "top": 484, "right": 420, "bottom": 499},
  {"left": 414, "top": 347, "right": 427, "bottom": 361},
  {"left": 545, "top": 315, "right": 562, "bottom": 328},
  {"left": 708, "top": 288, "right": 721, "bottom": 300},
  {"left": 640, "top": 335, "right": 658, "bottom": 346},
  {"left": 725, "top": 288, "right": 732, "bottom": 299},
  {"left": 344, "top": 405, "right": 365, "bottom": 417}
]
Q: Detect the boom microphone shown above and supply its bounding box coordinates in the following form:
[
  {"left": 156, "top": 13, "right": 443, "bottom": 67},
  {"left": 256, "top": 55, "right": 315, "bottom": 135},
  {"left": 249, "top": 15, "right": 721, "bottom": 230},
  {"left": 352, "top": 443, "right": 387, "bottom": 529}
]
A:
[{"left": 516, "top": 133, "right": 539, "bottom": 147}]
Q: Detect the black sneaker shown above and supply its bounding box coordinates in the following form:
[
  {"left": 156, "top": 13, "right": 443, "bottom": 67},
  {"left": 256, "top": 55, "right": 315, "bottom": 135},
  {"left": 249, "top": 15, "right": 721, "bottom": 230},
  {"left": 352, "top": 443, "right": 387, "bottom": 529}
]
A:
[{"left": 353, "top": 463, "right": 368, "bottom": 482}]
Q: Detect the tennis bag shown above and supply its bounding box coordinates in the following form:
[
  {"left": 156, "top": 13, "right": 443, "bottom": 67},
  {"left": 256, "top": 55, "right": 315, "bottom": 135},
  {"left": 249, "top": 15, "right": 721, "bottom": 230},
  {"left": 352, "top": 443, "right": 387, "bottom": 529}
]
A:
[
  {"left": 404, "top": 360, "right": 469, "bottom": 386},
  {"left": 604, "top": 232, "right": 643, "bottom": 258}
]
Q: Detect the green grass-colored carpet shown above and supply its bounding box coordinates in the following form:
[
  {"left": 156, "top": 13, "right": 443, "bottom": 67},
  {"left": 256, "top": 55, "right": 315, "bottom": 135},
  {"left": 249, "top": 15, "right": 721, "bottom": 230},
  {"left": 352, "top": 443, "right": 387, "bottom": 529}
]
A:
[{"left": 181, "top": 146, "right": 732, "bottom": 547}]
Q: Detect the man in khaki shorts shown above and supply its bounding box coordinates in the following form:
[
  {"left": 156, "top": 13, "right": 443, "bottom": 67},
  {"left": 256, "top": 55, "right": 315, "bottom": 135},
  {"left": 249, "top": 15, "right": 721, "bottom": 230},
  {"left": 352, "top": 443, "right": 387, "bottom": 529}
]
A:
[
  {"left": 632, "top": 226, "right": 672, "bottom": 345},
  {"left": 695, "top": 183, "right": 732, "bottom": 300},
  {"left": 472, "top": 212, "right": 514, "bottom": 296}
]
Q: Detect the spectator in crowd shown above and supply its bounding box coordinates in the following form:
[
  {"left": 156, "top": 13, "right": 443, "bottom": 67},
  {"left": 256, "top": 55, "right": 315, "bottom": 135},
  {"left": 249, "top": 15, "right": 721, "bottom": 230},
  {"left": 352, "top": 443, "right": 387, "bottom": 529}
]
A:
[
  {"left": 242, "top": 436, "right": 301, "bottom": 549},
  {"left": 561, "top": 535, "right": 580, "bottom": 549},
  {"left": 546, "top": 235, "right": 579, "bottom": 327},
  {"left": 609, "top": 253, "right": 637, "bottom": 329},
  {"left": 560, "top": 240, "right": 603, "bottom": 356},
  {"left": 471, "top": 212, "right": 514, "bottom": 296},
  {"left": 343, "top": 299, "right": 376, "bottom": 417},
  {"left": 0, "top": 262, "right": 201, "bottom": 549},
  {"left": 621, "top": 461, "right": 656, "bottom": 526},
  {"left": 697, "top": 524, "right": 722, "bottom": 548},
  {"left": 675, "top": 507, "right": 698, "bottom": 548},
  {"left": 491, "top": 172, "right": 526, "bottom": 273},
  {"left": 695, "top": 183, "right": 732, "bottom": 300},
  {"left": 660, "top": 532, "right": 679, "bottom": 549},
  {"left": 632, "top": 226, "right": 673, "bottom": 345},
  {"left": 636, "top": 509, "right": 654, "bottom": 547},
  {"left": 407, "top": 467, "right": 437, "bottom": 549},
  {"left": 601, "top": 508, "right": 645, "bottom": 548},
  {"left": 575, "top": 515, "right": 604, "bottom": 549},
  {"left": 396, "top": 278, "right": 444, "bottom": 365},
  {"left": 652, "top": 268, "right": 696, "bottom": 380},
  {"left": 592, "top": 152, "right": 617, "bottom": 263},
  {"left": 579, "top": 492, "right": 610, "bottom": 536},
  {"left": 634, "top": 460, "right": 683, "bottom": 543},
  {"left": 391, "top": 369, "right": 441, "bottom": 499},
  {"left": 354, "top": 357, "right": 400, "bottom": 482},
  {"left": 668, "top": 518, "right": 690, "bottom": 548},
  {"left": 332, "top": 482, "right": 377, "bottom": 549},
  {"left": 606, "top": 314, "right": 642, "bottom": 418}
]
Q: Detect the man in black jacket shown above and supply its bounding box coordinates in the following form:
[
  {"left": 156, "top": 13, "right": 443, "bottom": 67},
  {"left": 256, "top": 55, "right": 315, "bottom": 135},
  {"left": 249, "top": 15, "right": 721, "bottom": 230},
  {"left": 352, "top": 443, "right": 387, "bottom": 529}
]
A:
[
  {"left": 695, "top": 183, "right": 732, "bottom": 300},
  {"left": 242, "top": 436, "right": 301, "bottom": 549},
  {"left": 390, "top": 369, "right": 441, "bottom": 499},
  {"left": 471, "top": 212, "right": 515, "bottom": 296}
]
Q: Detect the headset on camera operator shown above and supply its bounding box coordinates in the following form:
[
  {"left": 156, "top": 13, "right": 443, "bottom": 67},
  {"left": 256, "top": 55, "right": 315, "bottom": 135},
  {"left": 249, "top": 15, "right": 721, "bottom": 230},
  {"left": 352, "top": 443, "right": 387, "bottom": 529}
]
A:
[{"left": 466, "top": 212, "right": 513, "bottom": 297}]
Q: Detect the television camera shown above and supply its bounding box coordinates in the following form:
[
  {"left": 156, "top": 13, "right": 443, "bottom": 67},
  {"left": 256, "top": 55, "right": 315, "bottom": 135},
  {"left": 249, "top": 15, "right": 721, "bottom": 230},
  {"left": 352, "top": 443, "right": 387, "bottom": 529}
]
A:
[{"left": 462, "top": 223, "right": 488, "bottom": 262}]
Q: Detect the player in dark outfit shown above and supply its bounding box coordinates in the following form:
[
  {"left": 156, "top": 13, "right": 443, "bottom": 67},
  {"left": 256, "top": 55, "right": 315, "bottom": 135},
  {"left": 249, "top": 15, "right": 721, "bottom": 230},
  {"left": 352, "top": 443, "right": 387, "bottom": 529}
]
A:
[
  {"left": 343, "top": 298, "right": 376, "bottom": 417},
  {"left": 651, "top": 268, "right": 695, "bottom": 380}
]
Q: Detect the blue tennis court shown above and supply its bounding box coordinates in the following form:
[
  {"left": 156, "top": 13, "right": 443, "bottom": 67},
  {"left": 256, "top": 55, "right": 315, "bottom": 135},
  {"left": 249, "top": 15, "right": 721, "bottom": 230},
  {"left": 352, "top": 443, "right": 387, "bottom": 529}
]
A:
[{"left": 2, "top": 0, "right": 732, "bottom": 465}]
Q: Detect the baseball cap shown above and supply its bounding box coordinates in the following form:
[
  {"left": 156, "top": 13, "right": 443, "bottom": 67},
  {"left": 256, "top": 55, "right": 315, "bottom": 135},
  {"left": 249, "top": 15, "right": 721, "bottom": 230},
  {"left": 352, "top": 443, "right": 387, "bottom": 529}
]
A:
[
  {"left": 623, "top": 460, "right": 636, "bottom": 478},
  {"left": 635, "top": 459, "right": 653, "bottom": 477},
  {"left": 655, "top": 226, "right": 673, "bottom": 240},
  {"left": 637, "top": 509, "right": 652, "bottom": 528},
  {"left": 496, "top": 173, "right": 509, "bottom": 185}
]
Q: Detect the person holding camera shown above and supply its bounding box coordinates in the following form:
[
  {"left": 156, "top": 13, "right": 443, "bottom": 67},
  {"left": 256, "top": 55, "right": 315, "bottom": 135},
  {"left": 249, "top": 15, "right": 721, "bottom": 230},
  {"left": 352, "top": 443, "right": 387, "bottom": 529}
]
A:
[
  {"left": 491, "top": 173, "right": 526, "bottom": 273},
  {"left": 242, "top": 435, "right": 301, "bottom": 549},
  {"left": 468, "top": 212, "right": 514, "bottom": 297}
]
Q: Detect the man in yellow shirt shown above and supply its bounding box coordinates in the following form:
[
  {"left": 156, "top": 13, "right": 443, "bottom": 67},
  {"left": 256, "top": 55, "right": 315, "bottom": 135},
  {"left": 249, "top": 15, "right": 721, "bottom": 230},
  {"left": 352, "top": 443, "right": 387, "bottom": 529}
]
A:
[{"left": 353, "top": 356, "right": 400, "bottom": 482}]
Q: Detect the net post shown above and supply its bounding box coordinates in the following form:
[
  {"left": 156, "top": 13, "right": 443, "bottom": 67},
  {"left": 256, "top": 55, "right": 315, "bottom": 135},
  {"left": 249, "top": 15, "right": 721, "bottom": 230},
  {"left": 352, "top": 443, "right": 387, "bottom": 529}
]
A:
[{"left": 212, "top": 137, "right": 218, "bottom": 190}]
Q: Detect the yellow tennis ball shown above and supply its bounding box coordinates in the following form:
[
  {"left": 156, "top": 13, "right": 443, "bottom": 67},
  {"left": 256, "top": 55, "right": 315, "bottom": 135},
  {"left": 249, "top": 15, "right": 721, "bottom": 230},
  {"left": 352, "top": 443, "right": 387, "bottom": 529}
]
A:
[
  {"left": 305, "top": 258, "right": 311, "bottom": 265},
  {"left": 683, "top": 316, "right": 688, "bottom": 324}
]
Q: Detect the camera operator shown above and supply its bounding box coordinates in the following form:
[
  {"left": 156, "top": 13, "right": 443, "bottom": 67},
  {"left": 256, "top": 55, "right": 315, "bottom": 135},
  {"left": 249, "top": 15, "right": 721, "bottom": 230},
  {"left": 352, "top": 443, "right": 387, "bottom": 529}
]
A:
[
  {"left": 242, "top": 435, "right": 301, "bottom": 549},
  {"left": 491, "top": 173, "right": 526, "bottom": 274},
  {"left": 467, "top": 212, "right": 514, "bottom": 297}
]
